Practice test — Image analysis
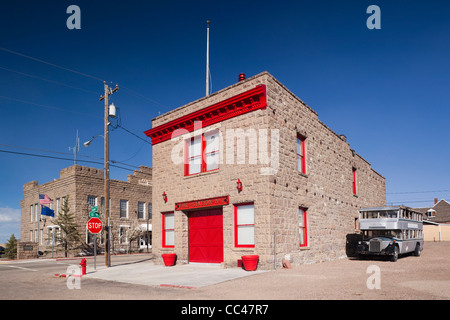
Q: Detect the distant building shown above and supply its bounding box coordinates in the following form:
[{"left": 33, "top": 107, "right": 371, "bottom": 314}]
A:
[
  {"left": 145, "top": 71, "right": 386, "bottom": 268},
  {"left": 19, "top": 165, "right": 152, "bottom": 257},
  {"left": 415, "top": 199, "right": 450, "bottom": 223},
  {"left": 415, "top": 199, "right": 450, "bottom": 241}
]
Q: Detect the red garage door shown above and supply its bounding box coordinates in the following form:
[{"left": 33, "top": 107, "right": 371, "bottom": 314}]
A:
[{"left": 189, "top": 208, "right": 223, "bottom": 263}]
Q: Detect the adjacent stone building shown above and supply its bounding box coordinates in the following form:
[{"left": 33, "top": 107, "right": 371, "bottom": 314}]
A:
[
  {"left": 20, "top": 164, "right": 152, "bottom": 257},
  {"left": 145, "top": 71, "right": 386, "bottom": 269}
]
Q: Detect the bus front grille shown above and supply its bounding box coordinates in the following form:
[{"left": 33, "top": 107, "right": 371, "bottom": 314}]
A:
[{"left": 369, "top": 240, "right": 381, "bottom": 253}]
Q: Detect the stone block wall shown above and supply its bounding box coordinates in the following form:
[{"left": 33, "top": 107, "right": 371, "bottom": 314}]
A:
[
  {"left": 20, "top": 165, "right": 152, "bottom": 257},
  {"left": 16, "top": 241, "right": 38, "bottom": 260},
  {"left": 265, "top": 75, "right": 385, "bottom": 266},
  {"left": 149, "top": 71, "right": 385, "bottom": 268}
]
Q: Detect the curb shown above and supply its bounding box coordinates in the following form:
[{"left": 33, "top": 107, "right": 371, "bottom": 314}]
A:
[
  {"left": 53, "top": 273, "right": 83, "bottom": 278},
  {"left": 160, "top": 284, "right": 196, "bottom": 290}
]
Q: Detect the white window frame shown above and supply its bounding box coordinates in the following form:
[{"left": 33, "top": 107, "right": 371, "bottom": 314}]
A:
[
  {"left": 56, "top": 198, "right": 60, "bottom": 217},
  {"left": 120, "top": 199, "right": 128, "bottom": 218},
  {"left": 138, "top": 201, "right": 145, "bottom": 219},
  {"left": 162, "top": 212, "right": 175, "bottom": 248},
  {"left": 87, "top": 195, "right": 97, "bottom": 209},
  {"left": 234, "top": 203, "right": 255, "bottom": 248},
  {"left": 119, "top": 225, "right": 130, "bottom": 244}
]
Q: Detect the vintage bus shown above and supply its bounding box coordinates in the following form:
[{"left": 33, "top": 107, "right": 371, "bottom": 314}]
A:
[{"left": 356, "top": 206, "right": 424, "bottom": 262}]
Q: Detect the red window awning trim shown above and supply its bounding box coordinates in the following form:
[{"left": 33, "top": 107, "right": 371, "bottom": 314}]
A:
[{"left": 144, "top": 85, "right": 267, "bottom": 145}]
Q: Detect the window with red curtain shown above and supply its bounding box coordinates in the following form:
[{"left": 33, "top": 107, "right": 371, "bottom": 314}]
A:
[
  {"left": 297, "top": 134, "right": 306, "bottom": 174},
  {"left": 352, "top": 167, "right": 357, "bottom": 195},
  {"left": 185, "top": 129, "right": 219, "bottom": 176},
  {"left": 299, "top": 207, "right": 308, "bottom": 247}
]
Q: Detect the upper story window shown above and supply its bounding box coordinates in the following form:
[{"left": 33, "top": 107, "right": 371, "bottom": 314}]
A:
[
  {"left": 185, "top": 129, "right": 219, "bottom": 176},
  {"left": 120, "top": 199, "right": 128, "bottom": 218},
  {"left": 56, "top": 198, "right": 60, "bottom": 217},
  {"left": 352, "top": 167, "right": 357, "bottom": 195},
  {"left": 148, "top": 203, "right": 152, "bottom": 219},
  {"left": 87, "top": 195, "right": 97, "bottom": 209},
  {"left": 138, "top": 201, "right": 145, "bottom": 219},
  {"left": 297, "top": 134, "right": 306, "bottom": 174}
]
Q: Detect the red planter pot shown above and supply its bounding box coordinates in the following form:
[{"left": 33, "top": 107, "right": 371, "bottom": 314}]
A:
[
  {"left": 162, "top": 253, "right": 177, "bottom": 266},
  {"left": 241, "top": 255, "right": 259, "bottom": 271}
]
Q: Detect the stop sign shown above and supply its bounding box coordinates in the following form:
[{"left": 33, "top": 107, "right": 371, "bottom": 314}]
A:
[{"left": 87, "top": 217, "right": 103, "bottom": 234}]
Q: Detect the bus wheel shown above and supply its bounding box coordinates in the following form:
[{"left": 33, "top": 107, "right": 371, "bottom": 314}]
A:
[
  {"left": 414, "top": 244, "right": 421, "bottom": 257},
  {"left": 390, "top": 246, "right": 399, "bottom": 262}
]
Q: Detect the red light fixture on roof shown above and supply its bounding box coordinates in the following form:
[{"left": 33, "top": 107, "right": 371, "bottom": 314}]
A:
[{"left": 238, "top": 73, "right": 246, "bottom": 82}]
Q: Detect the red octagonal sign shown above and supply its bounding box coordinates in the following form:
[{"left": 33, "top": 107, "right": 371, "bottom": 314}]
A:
[{"left": 87, "top": 217, "right": 103, "bottom": 234}]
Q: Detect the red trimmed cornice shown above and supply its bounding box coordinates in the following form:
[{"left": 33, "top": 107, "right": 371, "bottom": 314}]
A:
[{"left": 144, "top": 85, "right": 267, "bottom": 145}]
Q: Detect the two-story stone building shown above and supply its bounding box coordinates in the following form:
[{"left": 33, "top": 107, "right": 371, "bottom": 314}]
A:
[
  {"left": 20, "top": 164, "right": 152, "bottom": 257},
  {"left": 145, "top": 71, "right": 386, "bottom": 269}
]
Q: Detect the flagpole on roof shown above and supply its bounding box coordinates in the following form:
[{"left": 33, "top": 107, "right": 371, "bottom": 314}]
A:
[{"left": 206, "top": 20, "right": 210, "bottom": 96}]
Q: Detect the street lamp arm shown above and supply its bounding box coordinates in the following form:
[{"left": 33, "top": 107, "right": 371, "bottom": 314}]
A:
[{"left": 83, "top": 134, "right": 104, "bottom": 147}]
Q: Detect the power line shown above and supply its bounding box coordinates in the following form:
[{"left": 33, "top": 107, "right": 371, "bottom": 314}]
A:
[
  {"left": 0, "top": 143, "right": 142, "bottom": 171},
  {"left": 121, "top": 85, "right": 168, "bottom": 109},
  {"left": 0, "top": 95, "right": 102, "bottom": 119},
  {"left": 387, "top": 190, "right": 450, "bottom": 195},
  {"left": 0, "top": 65, "right": 98, "bottom": 94},
  {"left": 115, "top": 141, "right": 147, "bottom": 163},
  {"left": 0, "top": 46, "right": 167, "bottom": 121},
  {"left": 116, "top": 124, "right": 152, "bottom": 145},
  {"left": 387, "top": 200, "right": 437, "bottom": 205},
  {"left": 0, "top": 148, "right": 103, "bottom": 166},
  {"left": 107, "top": 105, "right": 152, "bottom": 146},
  {"left": 0, "top": 148, "right": 152, "bottom": 177}
]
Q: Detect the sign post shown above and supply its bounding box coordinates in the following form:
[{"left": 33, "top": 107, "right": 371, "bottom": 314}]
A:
[
  {"left": 94, "top": 234, "right": 97, "bottom": 270},
  {"left": 87, "top": 217, "right": 102, "bottom": 271}
]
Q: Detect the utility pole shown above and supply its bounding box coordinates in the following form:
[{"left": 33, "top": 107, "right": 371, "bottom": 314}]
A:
[{"left": 100, "top": 82, "right": 118, "bottom": 267}]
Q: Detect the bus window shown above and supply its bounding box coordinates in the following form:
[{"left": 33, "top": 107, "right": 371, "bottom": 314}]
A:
[{"left": 387, "top": 211, "right": 398, "bottom": 218}]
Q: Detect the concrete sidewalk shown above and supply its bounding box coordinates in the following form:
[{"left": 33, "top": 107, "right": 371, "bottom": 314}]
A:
[{"left": 84, "top": 261, "right": 267, "bottom": 288}]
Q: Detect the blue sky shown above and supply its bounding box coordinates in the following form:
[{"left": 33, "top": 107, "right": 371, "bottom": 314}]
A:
[{"left": 0, "top": 0, "right": 449, "bottom": 243}]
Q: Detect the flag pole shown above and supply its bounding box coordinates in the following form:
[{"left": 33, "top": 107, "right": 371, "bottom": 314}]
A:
[
  {"left": 206, "top": 20, "right": 210, "bottom": 96},
  {"left": 37, "top": 204, "right": 40, "bottom": 258}
]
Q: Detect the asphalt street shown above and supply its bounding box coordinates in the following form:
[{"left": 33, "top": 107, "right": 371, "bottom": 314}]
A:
[{"left": 0, "top": 253, "right": 266, "bottom": 299}]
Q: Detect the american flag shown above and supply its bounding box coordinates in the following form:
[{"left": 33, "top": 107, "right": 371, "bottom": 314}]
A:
[{"left": 39, "top": 194, "right": 53, "bottom": 205}]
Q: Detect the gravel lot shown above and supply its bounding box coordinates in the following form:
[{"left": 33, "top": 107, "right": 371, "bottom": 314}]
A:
[
  {"left": 180, "top": 241, "right": 450, "bottom": 300},
  {"left": 1, "top": 242, "right": 449, "bottom": 300}
]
